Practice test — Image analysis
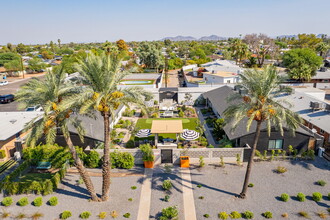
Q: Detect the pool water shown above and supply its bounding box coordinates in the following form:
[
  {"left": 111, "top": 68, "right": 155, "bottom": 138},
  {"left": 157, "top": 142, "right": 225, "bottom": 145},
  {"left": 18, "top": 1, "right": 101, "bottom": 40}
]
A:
[{"left": 121, "top": 80, "right": 153, "bottom": 85}]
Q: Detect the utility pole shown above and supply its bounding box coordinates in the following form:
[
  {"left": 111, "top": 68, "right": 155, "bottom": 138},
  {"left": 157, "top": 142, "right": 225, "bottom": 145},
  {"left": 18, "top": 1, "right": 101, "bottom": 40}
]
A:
[{"left": 165, "top": 55, "right": 168, "bottom": 88}]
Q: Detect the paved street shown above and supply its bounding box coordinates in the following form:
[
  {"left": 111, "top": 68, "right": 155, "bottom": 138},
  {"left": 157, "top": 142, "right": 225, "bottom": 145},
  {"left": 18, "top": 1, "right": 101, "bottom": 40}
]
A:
[{"left": 0, "top": 74, "right": 45, "bottom": 112}]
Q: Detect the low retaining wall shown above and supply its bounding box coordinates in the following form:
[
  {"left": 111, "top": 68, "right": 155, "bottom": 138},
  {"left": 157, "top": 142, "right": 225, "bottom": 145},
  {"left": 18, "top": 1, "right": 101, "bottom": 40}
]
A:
[{"left": 95, "top": 147, "right": 245, "bottom": 165}]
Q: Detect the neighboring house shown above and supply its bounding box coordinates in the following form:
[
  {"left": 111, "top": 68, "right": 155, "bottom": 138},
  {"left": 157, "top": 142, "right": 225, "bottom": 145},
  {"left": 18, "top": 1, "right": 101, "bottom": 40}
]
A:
[
  {"left": 310, "top": 69, "right": 330, "bottom": 83},
  {"left": 203, "top": 71, "right": 239, "bottom": 84},
  {"left": 0, "top": 112, "right": 42, "bottom": 160},
  {"left": 202, "top": 86, "right": 323, "bottom": 159}
]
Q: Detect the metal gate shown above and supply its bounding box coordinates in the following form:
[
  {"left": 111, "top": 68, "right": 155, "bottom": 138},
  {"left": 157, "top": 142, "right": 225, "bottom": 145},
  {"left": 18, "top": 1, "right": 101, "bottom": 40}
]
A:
[{"left": 161, "top": 149, "right": 173, "bottom": 163}]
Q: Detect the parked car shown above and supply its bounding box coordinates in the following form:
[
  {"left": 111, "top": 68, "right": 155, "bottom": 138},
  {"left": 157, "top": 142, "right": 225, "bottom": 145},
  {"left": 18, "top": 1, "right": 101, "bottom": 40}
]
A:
[
  {"left": 0, "top": 94, "right": 14, "bottom": 103},
  {"left": 25, "top": 105, "right": 43, "bottom": 111},
  {"left": 0, "top": 81, "right": 8, "bottom": 86}
]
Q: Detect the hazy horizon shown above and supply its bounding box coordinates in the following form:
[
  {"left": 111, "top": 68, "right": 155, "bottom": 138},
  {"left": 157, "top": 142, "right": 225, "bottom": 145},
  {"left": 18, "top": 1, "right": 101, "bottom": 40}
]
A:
[{"left": 1, "top": 0, "right": 329, "bottom": 45}]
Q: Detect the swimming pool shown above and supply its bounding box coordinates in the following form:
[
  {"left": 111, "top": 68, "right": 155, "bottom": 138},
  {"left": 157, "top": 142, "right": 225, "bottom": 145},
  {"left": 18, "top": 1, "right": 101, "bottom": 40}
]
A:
[{"left": 120, "top": 80, "right": 154, "bottom": 85}]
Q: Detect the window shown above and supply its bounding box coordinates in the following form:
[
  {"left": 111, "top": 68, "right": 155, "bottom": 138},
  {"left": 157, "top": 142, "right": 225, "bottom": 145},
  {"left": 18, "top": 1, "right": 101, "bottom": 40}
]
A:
[
  {"left": 227, "top": 80, "right": 231, "bottom": 83},
  {"left": 268, "top": 139, "right": 283, "bottom": 149},
  {"left": 320, "top": 129, "right": 324, "bottom": 134}
]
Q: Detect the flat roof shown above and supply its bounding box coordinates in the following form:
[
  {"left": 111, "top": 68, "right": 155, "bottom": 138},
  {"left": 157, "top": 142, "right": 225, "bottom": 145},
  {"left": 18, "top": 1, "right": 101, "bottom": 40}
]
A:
[
  {"left": 151, "top": 120, "right": 183, "bottom": 133},
  {"left": 0, "top": 112, "right": 42, "bottom": 141},
  {"left": 203, "top": 71, "right": 238, "bottom": 78}
]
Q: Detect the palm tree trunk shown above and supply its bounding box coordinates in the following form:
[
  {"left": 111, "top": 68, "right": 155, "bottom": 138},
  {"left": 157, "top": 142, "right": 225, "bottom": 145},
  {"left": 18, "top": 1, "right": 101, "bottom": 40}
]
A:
[
  {"left": 64, "top": 135, "right": 101, "bottom": 202},
  {"left": 101, "top": 112, "right": 111, "bottom": 201},
  {"left": 239, "top": 120, "right": 262, "bottom": 199}
]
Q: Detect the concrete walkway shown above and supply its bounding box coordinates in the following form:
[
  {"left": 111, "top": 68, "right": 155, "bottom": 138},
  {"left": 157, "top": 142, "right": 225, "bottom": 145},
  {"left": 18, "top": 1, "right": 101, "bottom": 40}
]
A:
[
  {"left": 136, "top": 168, "right": 153, "bottom": 220},
  {"left": 181, "top": 168, "right": 197, "bottom": 220},
  {"left": 195, "top": 107, "right": 219, "bottom": 147}
]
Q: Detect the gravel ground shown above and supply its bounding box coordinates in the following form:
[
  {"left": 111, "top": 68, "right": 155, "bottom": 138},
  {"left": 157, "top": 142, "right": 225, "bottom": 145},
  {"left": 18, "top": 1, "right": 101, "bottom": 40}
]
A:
[
  {"left": 0, "top": 168, "right": 144, "bottom": 219},
  {"left": 149, "top": 165, "right": 184, "bottom": 220},
  {"left": 191, "top": 158, "right": 330, "bottom": 220}
]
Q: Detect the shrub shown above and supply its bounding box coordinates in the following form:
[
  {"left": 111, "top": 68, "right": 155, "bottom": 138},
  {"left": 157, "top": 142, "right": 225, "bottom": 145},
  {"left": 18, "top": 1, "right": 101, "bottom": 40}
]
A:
[
  {"left": 218, "top": 212, "right": 229, "bottom": 220},
  {"left": 276, "top": 166, "right": 287, "bottom": 173},
  {"left": 48, "top": 196, "right": 58, "bottom": 206},
  {"left": 281, "top": 213, "right": 288, "bottom": 218},
  {"left": 229, "top": 211, "right": 241, "bottom": 219},
  {"left": 242, "top": 211, "right": 254, "bottom": 219},
  {"left": 298, "top": 211, "right": 310, "bottom": 218},
  {"left": 123, "top": 213, "right": 130, "bottom": 218},
  {"left": 125, "top": 140, "right": 135, "bottom": 148},
  {"left": 280, "top": 193, "right": 289, "bottom": 202},
  {"left": 207, "top": 144, "right": 214, "bottom": 148},
  {"left": 131, "top": 186, "right": 137, "bottom": 190},
  {"left": 262, "top": 211, "right": 272, "bottom": 219},
  {"left": 0, "top": 150, "right": 6, "bottom": 159},
  {"left": 316, "top": 180, "right": 327, "bottom": 186},
  {"left": 160, "top": 206, "right": 178, "bottom": 220},
  {"left": 198, "top": 196, "right": 204, "bottom": 199},
  {"left": 110, "top": 151, "right": 134, "bottom": 169},
  {"left": 197, "top": 184, "right": 202, "bottom": 188},
  {"left": 33, "top": 197, "right": 43, "bottom": 207},
  {"left": 220, "top": 156, "right": 225, "bottom": 167},
  {"left": 110, "top": 211, "right": 119, "bottom": 218},
  {"left": 248, "top": 183, "right": 254, "bottom": 188},
  {"left": 162, "top": 179, "right": 172, "bottom": 191},
  {"left": 204, "top": 213, "right": 210, "bottom": 218},
  {"left": 128, "top": 198, "right": 133, "bottom": 201},
  {"left": 15, "top": 213, "right": 27, "bottom": 219},
  {"left": 236, "top": 154, "right": 242, "bottom": 166},
  {"left": 317, "top": 211, "right": 327, "bottom": 219},
  {"left": 61, "top": 211, "right": 72, "bottom": 219},
  {"left": 42, "top": 179, "right": 54, "bottom": 195},
  {"left": 199, "top": 156, "right": 205, "bottom": 167},
  {"left": 312, "top": 192, "right": 322, "bottom": 202},
  {"left": 1, "top": 210, "right": 10, "bottom": 218},
  {"left": 164, "top": 195, "right": 170, "bottom": 202},
  {"left": 31, "top": 212, "right": 44, "bottom": 220},
  {"left": 98, "top": 212, "right": 107, "bottom": 219},
  {"left": 328, "top": 193, "right": 330, "bottom": 200},
  {"left": 85, "top": 151, "right": 100, "bottom": 168},
  {"left": 1, "top": 197, "right": 13, "bottom": 206},
  {"left": 80, "top": 211, "right": 91, "bottom": 219},
  {"left": 17, "top": 197, "right": 28, "bottom": 206},
  {"left": 297, "top": 192, "right": 306, "bottom": 202}
]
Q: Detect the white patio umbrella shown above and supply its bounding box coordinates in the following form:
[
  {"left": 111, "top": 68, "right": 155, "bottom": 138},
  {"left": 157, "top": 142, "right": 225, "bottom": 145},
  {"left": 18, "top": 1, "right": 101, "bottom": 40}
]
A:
[
  {"left": 180, "top": 129, "right": 200, "bottom": 141},
  {"left": 135, "top": 129, "right": 151, "bottom": 138}
]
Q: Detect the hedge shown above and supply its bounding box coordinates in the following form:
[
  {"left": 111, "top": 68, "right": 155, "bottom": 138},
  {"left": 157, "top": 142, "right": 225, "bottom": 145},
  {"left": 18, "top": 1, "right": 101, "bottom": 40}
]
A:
[{"left": 0, "top": 150, "right": 6, "bottom": 159}]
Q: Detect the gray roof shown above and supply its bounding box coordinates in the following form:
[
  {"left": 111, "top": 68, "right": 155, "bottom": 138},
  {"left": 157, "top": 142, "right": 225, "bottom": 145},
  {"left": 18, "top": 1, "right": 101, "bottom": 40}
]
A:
[
  {"left": 311, "top": 70, "right": 330, "bottom": 80},
  {"left": 0, "top": 112, "right": 42, "bottom": 141},
  {"left": 202, "top": 86, "right": 314, "bottom": 140},
  {"left": 123, "top": 73, "right": 161, "bottom": 80}
]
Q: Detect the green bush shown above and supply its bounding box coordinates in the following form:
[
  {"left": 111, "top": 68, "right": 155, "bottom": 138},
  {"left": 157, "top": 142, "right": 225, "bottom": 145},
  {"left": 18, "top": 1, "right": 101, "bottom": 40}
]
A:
[
  {"left": 123, "top": 213, "right": 131, "bottom": 218},
  {"left": 242, "top": 211, "right": 254, "bottom": 219},
  {"left": 48, "top": 196, "right": 58, "bottom": 206},
  {"left": 312, "top": 192, "right": 322, "bottom": 202},
  {"left": 17, "top": 197, "right": 28, "bottom": 206},
  {"left": 248, "top": 183, "right": 254, "bottom": 188},
  {"left": 61, "top": 211, "right": 72, "bottom": 219},
  {"left": 199, "top": 156, "right": 205, "bottom": 167},
  {"left": 33, "top": 197, "right": 43, "bottom": 207},
  {"left": 98, "top": 212, "right": 107, "bottom": 219},
  {"left": 131, "top": 186, "right": 137, "bottom": 190},
  {"left": 229, "top": 211, "right": 241, "bottom": 219},
  {"left": 262, "top": 211, "right": 272, "bottom": 219},
  {"left": 128, "top": 198, "right": 133, "bottom": 202},
  {"left": 43, "top": 179, "right": 54, "bottom": 195},
  {"left": 0, "top": 149, "right": 6, "bottom": 159},
  {"left": 160, "top": 206, "right": 178, "bottom": 220},
  {"left": 110, "top": 151, "right": 134, "bottom": 169},
  {"left": 298, "top": 211, "right": 310, "bottom": 218},
  {"left": 162, "top": 179, "right": 172, "bottom": 191},
  {"left": 280, "top": 193, "right": 289, "bottom": 202},
  {"left": 207, "top": 144, "right": 214, "bottom": 148},
  {"left": 316, "top": 180, "right": 327, "bottom": 186},
  {"left": 80, "top": 211, "right": 91, "bottom": 219},
  {"left": 85, "top": 151, "right": 100, "bottom": 168},
  {"left": 297, "top": 192, "right": 306, "bottom": 202},
  {"left": 1, "top": 197, "right": 13, "bottom": 206},
  {"left": 164, "top": 195, "right": 170, "bottom": 202},
  {"left": 203, "top": 214, "right": 210, "bottom": 218},
  {"left": 218, "top": 212, "right": 229, "bottom": 220},
  {"left": 125, "top": 140, "right": 135, "bottom": 148}
]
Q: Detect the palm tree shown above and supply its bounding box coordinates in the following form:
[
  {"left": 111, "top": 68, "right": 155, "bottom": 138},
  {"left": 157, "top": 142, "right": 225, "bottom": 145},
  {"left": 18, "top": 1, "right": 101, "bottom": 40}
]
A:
[
  {"left": 15, "top": 67, "right": 100, "bottom": 201},
  {"left": 58, "top": 39, "right": 61, "bottom": 48},
  {"left": 223, "top": 66, "right": 302, "bottom": 199},
  {"left": 230, "top": 38, "right": 249, "bottom": 65},
  {"left": 316, "top": 42, "right": 329, "bottom": 58},
  {"left": 68, "top": 52, "right": 152, "bottom": 201}
]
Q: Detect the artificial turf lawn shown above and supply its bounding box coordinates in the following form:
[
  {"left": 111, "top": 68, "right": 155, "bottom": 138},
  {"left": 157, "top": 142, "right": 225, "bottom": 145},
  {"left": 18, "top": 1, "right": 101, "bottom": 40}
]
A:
[
  {"left": 134, "top": 118, "right": 199, "bottom": 140},
  {"left": 17, "top": 173, "right": 55, "bottom": 184}
]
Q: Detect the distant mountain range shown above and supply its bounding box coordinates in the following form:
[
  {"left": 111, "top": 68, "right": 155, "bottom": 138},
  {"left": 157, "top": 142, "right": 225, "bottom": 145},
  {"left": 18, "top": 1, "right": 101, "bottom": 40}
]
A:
[
  {"left": 161, "top": 35, "right": 227, "bottom": 41},
  {"left": 161, "top": 34, "right": 328, "bottom": 41}
]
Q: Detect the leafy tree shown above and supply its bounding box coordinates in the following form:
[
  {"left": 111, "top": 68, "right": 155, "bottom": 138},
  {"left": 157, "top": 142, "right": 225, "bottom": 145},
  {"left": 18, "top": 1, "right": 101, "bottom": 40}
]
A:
[
  {"left": 116, "top": 39, "right": 128, "bottom": 51},
  {"left": 6, "top": 43, "right": 13, "bottom": 52},
  {"left": 282, "top": 48, "right": 323, "bottom": 81},
  {"left": 164, "top": 39, "right": 172, "bottom": 46},
  {"left": 15, "top": 67, "right": 100, "bottom": 202},
  {"left": 41, "top": 50, "right": 54, "bottom": 59},
  {"left": 168, "top": 57, "right": 183, "bottom": 70},
  {"left": 4, "top": 59, "right": 21, "bottom": 72},
  {"left": 213, "top": 118, "right": 226, "bottom": 139},
  {"left": 16, "top": 43, "right": 28, "bottom": 54},
  {"left": 0, "top": 52, "right": 20, "bottom": 66},
  {"left": 67, "top": 52, "right": 152, "bottom": 201},
  {"left": 224, "top": 66, "right": 302, "bottom": 198},
  {"left": 316, "top": 42, "right": 329, "bottom": 58},
  {"left": 28, "top": 57, "right": 47, "bottom": 72},
  {"left": 58, "top": 39, "right": 61, "bottom": 48},
  {"left": 137, "top": 42, "right": 164, "bottom": 71},
  {"left": 102, "top": 41, "right": 118, "bottom": 55},
  {"left": 290, "top": 34, "right": 322, "bottom": 50}
]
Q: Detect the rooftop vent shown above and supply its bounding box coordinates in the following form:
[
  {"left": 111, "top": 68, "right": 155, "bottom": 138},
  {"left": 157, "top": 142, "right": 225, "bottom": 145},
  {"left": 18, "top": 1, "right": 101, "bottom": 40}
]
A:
[{"left": 9, "top": 119, "right": 17, "bottom": 124}]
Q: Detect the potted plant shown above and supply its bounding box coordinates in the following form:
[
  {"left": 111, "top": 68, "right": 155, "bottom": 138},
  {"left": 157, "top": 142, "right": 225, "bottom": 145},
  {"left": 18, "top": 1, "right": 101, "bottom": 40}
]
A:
[{"left": 140, "top": 144, "right": 155, "bottom": 168}]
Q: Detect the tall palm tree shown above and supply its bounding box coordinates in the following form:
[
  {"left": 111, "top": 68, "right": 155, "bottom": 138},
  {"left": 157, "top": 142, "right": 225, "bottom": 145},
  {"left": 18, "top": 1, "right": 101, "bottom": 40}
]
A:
[
  {"left": 316, "top": 42, "right": 329, "bottom": 58},
  {"left": 230, "top": 38, "right": 249, "bottom": 65},
  {"left": 223, "top": 66, "right": 303, "bottom": 199},
  {"left": 15, "top": 67, "right": 101, "bottom": 201},
  {"left": 67, "top": 52, "right": 152, "bottom": 201}
]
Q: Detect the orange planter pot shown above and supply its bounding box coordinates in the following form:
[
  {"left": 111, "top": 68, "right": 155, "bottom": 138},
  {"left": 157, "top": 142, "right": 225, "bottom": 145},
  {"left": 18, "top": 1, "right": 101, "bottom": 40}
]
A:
[
  {"left": 180, "top": 156, "right": 190, "bottom": 168},
  {"left": 144, "top": 161, "right": 154, "bottom": 168}
]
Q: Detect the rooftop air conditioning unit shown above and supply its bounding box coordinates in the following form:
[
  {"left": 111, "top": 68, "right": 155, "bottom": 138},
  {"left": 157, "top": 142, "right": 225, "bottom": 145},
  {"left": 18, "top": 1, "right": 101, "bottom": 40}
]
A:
[
  {"left": 325, "top": 104, "right": 330, "bottom": 111},
  {"left": 320, "top": 67, "right": 327, "bottom": 72},
  {"left": 239, "top": 88, "right": 248, "bottom": 95},
  {"left": 310, "top": 101, "right": 322, "bottom": 110}
]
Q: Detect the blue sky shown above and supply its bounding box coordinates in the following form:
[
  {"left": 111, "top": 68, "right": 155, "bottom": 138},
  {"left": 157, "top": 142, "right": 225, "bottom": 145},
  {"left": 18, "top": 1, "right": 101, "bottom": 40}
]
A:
[{"left": 1, "top": 0, "right": 329, "bottom": 44}]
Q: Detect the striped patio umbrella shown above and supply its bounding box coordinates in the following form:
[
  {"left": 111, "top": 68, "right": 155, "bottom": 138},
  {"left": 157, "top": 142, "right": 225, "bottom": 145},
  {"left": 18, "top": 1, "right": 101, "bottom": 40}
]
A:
[
  {"left": 180, "top": 129, "right": 200, "bottom": 141},
  {"left": 135, "top": 129, "right": 151, "bottom": 138}
]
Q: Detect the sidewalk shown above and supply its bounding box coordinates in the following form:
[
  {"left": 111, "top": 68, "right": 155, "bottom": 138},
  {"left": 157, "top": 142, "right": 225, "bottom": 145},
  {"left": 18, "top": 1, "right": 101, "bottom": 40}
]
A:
[{"left": 195, "top": 107, "right": 219, "bottom": 147}]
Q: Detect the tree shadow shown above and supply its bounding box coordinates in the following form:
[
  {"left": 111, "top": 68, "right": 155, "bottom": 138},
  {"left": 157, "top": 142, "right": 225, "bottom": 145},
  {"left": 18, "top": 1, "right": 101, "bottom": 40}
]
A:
[{"left": 289, "top": 157, "right": 330, "bottom": 172}]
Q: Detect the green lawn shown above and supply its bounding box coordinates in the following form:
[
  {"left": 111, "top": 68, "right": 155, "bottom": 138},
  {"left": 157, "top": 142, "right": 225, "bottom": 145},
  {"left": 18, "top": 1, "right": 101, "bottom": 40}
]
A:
[
  {"left": 134, "top": 118, "right": 199, "bottom": 140},
  {"left": 17, "top": 173, "right": 55, "bottom": 184}
]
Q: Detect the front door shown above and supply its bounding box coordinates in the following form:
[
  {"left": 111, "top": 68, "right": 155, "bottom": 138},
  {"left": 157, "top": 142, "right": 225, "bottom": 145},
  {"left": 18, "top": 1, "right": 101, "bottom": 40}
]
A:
[{"left": 161, "top": 149, "right": 173, "bottom": 163}]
